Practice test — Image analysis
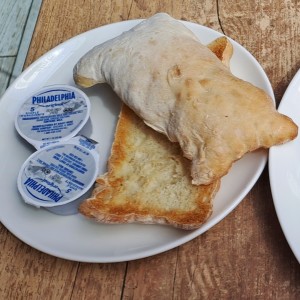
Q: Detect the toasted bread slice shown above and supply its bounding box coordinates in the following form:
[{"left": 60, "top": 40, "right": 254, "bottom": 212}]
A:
[
  {"left": 79, "top": 106, "right": 220, "bottom": 229},
  {"left": 78, "top": 37, "right": 231, "bottom": 230}
]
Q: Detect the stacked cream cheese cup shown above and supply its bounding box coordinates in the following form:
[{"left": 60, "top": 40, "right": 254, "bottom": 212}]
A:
[{"left": 15, "top": 85, "right": 99, "bottom": 215}]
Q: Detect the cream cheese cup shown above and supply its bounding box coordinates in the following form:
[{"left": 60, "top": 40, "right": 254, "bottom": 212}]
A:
[
  {"left": 15, "top": 85, "right": 90, "bottom": 149},
  {"left": 15, "top": 85, "right": 99, "bottom": 215},
  {"left": 17, "top": 136, "right": 100, "bottom": 215}
]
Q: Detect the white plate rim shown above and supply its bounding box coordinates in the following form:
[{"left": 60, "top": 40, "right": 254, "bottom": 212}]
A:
[{"left": 0, "top": 18, "right": 273, "bottom": 263}]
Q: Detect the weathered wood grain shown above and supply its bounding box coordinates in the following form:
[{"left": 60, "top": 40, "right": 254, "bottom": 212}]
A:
[
  {"left": 0, "top": 57, "right": 15, "bottom": 96},
  {"left": 0, "top": 0, "right": 42, "bottom": 97},
  {"left": 9, "top": 0, "right": 43, "bottom": 85},
  {"left": 25, "top": 0, "right": 132, "bottom": 67},
  {"left": 0, "top": 0, "right": 32, "bottom": 56},
  {"left": 71, "top": 263, "right": 127, "bottom": 299},
  {"left": 0, "top": 225, "right": 77, "bottom": 300},
  {"left": 1, "top": 0, "right": 300, "bottom": 299},
  {"left": 218, "top": 0, "right": 300, "bottom": 104},
  {"left": 123, "top": 249, "right": 178, "bottom": 299}
]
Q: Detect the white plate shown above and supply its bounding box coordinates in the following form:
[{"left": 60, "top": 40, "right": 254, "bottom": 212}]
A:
[
  {"left": 0, "top": 19, "right": 273, "bottom": 263},
  {"left": 269, "top": 70, "right": 300, "bottom": 263}
]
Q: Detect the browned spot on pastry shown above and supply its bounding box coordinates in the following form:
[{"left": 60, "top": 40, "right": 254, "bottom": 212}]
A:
[
  {"left": 172, "top": 65, "right": 181, "bottom": 77},
  {"left": 199, "top": 79, "right": 211, "bottom": 87},
  {"left": 185, "top": 78, "right": 193, "bottom": 87}
]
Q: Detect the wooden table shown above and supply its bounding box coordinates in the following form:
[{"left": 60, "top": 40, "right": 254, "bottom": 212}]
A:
[{"left": 1, "top": 0, "right": 300, "bottom": 298}]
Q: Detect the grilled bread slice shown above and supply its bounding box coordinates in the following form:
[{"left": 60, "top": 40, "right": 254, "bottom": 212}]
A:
[{"left": 79, "top": 105, "right": 220, "bottom": 229}]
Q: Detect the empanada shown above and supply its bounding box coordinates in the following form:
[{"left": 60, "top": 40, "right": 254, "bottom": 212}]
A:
[
  {"left": 78, "top": 36, "right": 230, "bottom": 229},
  {"left": 74, "top": 13, "right": 298, "bottom": 185}
]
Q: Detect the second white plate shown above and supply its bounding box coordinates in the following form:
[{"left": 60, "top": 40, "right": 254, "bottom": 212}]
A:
[{"left": 269, "top": 69, "right": 300, "bottom": 263}]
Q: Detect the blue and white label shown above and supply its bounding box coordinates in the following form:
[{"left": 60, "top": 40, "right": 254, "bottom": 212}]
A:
[
  {"left": 15, "top": 85, "right": 90, "bottom": 148},
  {"left": 23, "top": 177, "right": 64, "bottom": 202},
  {"left": 18, "top": 137, "right": 99, "bottom": 206}
]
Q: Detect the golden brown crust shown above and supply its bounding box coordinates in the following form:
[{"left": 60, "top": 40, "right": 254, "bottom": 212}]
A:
[{"left": 207, "top": 36, "right": 233, "bottom": 68}]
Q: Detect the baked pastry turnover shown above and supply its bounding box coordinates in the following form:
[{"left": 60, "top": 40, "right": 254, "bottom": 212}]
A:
[{"left": 74, "top": 13, "right": 298, "bottom": 185}]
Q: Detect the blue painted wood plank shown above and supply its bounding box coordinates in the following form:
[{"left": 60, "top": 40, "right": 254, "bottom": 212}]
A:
[
  {"left": 0, "top": 57, "right": 15, "bottom": 97},
  {"left": 9, "top": 0, "right": 43, "bottom": 83},
  {"left": 0, "top": 0, "right": 33, "bottom": 56}
]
